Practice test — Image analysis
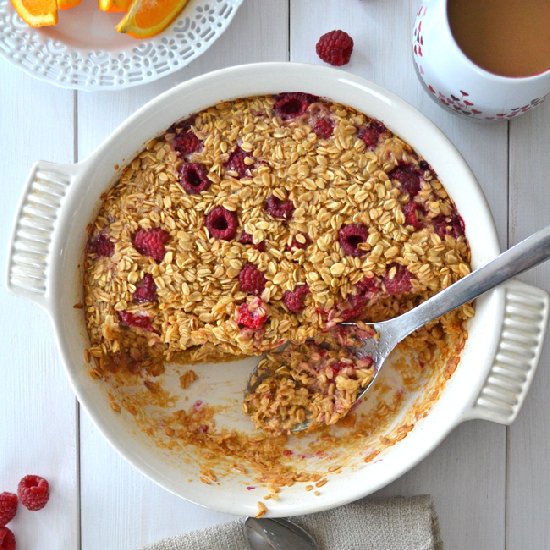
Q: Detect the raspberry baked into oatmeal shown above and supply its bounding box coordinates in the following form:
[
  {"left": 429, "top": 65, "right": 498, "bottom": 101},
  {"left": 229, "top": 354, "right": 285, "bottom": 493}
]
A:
[{"left": 83, "top": 93, "right": 472, "bottom": 489}]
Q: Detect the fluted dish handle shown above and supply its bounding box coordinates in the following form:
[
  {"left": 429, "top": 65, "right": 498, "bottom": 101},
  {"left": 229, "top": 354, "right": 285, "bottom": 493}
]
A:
[{"left": 6, "top": 161, "right": 76, "bottom": 310}]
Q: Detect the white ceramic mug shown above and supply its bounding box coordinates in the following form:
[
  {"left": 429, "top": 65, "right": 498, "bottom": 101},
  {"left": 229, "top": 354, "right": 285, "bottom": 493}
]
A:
[{"left": 412, "top": 1, "right": 550, "bottom": 120}]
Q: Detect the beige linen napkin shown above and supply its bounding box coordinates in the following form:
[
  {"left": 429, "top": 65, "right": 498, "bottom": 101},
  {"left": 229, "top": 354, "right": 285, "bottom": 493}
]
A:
[{"left": 139, "top": 495, "right": 442, "bottom": 550}]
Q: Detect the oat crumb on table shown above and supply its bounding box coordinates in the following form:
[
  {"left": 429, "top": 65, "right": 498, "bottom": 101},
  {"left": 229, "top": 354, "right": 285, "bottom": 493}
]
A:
[{"left": 256, "top": 501, "right": 268, "bottom": 518}]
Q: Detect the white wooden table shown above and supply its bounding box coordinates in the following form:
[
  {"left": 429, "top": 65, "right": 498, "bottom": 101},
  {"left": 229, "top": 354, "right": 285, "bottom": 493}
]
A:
[{"left": 1, "top": 2, "right": 549, "bottom": 549}]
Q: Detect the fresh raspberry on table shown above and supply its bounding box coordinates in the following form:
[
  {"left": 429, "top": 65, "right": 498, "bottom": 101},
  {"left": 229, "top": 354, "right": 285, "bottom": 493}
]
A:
[
  {"left": 133, "top": 274, "right": 157, "bottom": 304},
  {"left": 388, "top": 165, "right": 421, "bottom": 198},
  {"left": 358, "top": 121, "right": 386, "bottom": 149},
  {"left": 384, "top": 264, "right": 413, "bottom": 296},
  {"left": 264, "top": 195, "right": 295, "bottom": 220},
  {"left": 89, "top": 234, "right": 114, "bottom": 257},
  {"left": 316, "top": 30, "right": 354, "bottom": 66},
  {"left": 431, "top": 212, "right": 466, "bottom": 240},
  {"left": 312, "top": 117, "right": 334, "bottom": 139},
  {"left": 132, "top": 228, "right": 170, "bottom": 262},
  {"left": 17, "top": 475, "right": 49, "bottom": 512},
  {"left": 118, "top": 311, "right": 154, "bottom": 332},
  {"left": 239, "top": 232, "right": 266, "bottom": 252},
  {"left": 403, "top": 201, "right": 426, "bottom": 229},
  {"left": 224, "top": 147, "right": 253, "bottom": 179},
  {"left": 273, "top": 92, "right": 317, "bottom": 120},
  {"left": 239, "top": 263, "right": 266, "bottom": 295},
  {"left": 287, "top": 232, "right": 311, "bottom": 251},
  {"left": 174, "top": 131, "right": 202, "bottom": 157},
  {"left": 0, "top": 527, "right": 15, "bottom": 550},
  {"left": 235, "top": 298, "right": 268, "bottom": 329},
  {"left": 283, "top": 284, "right": 310, "bottom": 313},
  {"left": 0, "top": 494, "right": 17, "bottom": 527},
  {"left": 204, "top": 207, "right": 238, "bottom": 241},
  {"left": 179, "top": 162, "right": 211, "bottom": 194},
  {"left": 338, "top": 223, "right": 369, "bottom": 256}
]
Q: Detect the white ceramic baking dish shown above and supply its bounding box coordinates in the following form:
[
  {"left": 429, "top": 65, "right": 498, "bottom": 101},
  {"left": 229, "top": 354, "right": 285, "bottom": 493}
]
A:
[{"left": 6, "top": 63, "right": 549, "bottom": 517}]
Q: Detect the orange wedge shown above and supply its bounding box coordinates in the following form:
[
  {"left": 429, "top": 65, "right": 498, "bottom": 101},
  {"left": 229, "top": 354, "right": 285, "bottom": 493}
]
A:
[
  {"left": 99, "top": 0, "right": 131, "bottom": 13},
  {"left": 10, "top": 0, "right": 58, "bottom": 26},
  {"left": 57, "top": 0, "right": 80, "bottom": 9},
  {"left": 115, "top": 0, "right": 189, "bottom": 38}
]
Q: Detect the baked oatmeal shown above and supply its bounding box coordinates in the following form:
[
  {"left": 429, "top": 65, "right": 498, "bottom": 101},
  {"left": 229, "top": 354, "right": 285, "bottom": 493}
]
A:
[
  {"left": 244, "top": 323, "right": 378, "bottom": 434},
  {"left": 83, "top": 92, "right": 472, "bottom": 488}
]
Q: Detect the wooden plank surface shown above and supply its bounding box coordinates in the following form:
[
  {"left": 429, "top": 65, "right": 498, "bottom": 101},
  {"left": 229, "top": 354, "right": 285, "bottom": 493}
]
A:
[
  {"left": 507, "top": 99, "right": 550, "bottom": 550},
  {"left": 2, "top": 1, "right": 550, "bottom": 548},
  {"left": 0, "top": 61, "right": 79, "bottom": 549},
  {"left": 288, "top": 2, "right": 508, "bottom": 549},
  {"left": 76, "top": 1, "right": 289, "bottom": 548}
]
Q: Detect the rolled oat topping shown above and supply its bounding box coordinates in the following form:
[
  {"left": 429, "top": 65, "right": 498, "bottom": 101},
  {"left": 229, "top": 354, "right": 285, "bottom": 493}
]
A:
[{"left": 83, "top": 93, "right": 472, "bottom": 489}]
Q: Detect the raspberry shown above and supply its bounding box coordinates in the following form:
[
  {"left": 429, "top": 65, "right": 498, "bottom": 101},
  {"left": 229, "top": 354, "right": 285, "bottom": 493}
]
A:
[
  {"left": 89, "top": 234, "right": 114, "bottom": 257},
  {"left": 0, "top": 527, "right": 15, "bottom": 550},
  {"left": 169, "top": 115, "right": 196, "bottom": 134},
  {"left": 132, "top": 228, "right": 170, "bottom": 262},
  {"left": 358, "top": 121, "right": 386, "bottom": 149},
  {"left": 356, "top": 276, "right": 380, "bottom": 298},
  {"left": 389, "top": 165, "right": 421, "bottom": 197},
  {"left": 316, "top": 30, "right": 354, "bottom": 66},
  {"left": 403, "top": 201, "right": 426, "bottom": 229},
  {"left": 287, "top": 232, "right": 311, "bottom": 251},
  {"left": 0, "top": 494, "right": 17, "bottom": 527},
  {"left": 283, "top": 284, "right": 310, "bottom": 313},
  {"left": 432, "top": 212, "right": 466, "bottom": 240},
  {"left": 179, "top": 162, "right": 211, "bottom": 194},
  {"left": 337, "top": 277, "right": 380, "bottom": 322},
  {"left": 264, "top": 195, "right": 295, "bottom": 220},
  {"left": 338, "top": 224, "right": 369, "bottom": 256},
  {"left": 17, "top": 475, "right": 49, "bottom": 511},
  {"left": 339, "top": 294, "right": 369, "bottom": 322},
  {"left": 235, "top": 297, "right": 268, "bottom": 329},
  {"left": 133, "top": 274, "right": 157, "bottom": 303},
  {"left": 204, "top": 207, "right": 238, "bottom": 241},
  {"left": 224, "top": 147, "right": 253, "bottom": 179},
  {"left": 239, "top": 263, "right": 266, "bottom": 295},
  {"left": 312, "top": 117, "right": 334, "bottom": 139},
  {"left": 174, "top": 131, "right": 202, "bottom": 156},
  {"left": 384, "top": 264, "right": 413, "bottom": 296},
  {"left": 239, "top": 232, "right": 266, "bottom": 252},
  {"left": 118, "top": 311, "right": 154, "bottom": 332},
  {"left": 273, "top": 92, "right": 317, "bottom": 120}
]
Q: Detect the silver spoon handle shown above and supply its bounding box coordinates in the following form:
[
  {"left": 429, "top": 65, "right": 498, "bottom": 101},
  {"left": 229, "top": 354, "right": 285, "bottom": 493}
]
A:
[{"left": 387, "top": 225, "right": 550, "bottom": 343}]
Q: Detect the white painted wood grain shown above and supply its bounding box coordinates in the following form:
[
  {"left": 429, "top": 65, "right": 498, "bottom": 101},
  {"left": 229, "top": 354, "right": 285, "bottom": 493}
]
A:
[
  {"left": 3, "top": 1, "right": 547, "bottom": 548},
  {"left": 507, "top": 99, "right": 550, "bottom": 550},
  {"left": 0, "top": 61, "right": 79, "bottom": 549},
  {"left": 289, "top": 2, "right": 507, "bottom": 549},
  {"left": 77, "top": 2, "right": 289, "bottom": 548}
]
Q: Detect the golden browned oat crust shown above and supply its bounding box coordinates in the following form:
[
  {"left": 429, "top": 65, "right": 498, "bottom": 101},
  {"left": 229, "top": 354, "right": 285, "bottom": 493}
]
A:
[{"left": 83, "top": 94, "right": 472, "bottom": 491}]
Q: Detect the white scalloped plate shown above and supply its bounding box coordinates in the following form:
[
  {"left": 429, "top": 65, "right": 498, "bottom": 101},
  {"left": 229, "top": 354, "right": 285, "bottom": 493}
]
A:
[{"left": 0, "top": 0, "right": 243, "bottom": 91}]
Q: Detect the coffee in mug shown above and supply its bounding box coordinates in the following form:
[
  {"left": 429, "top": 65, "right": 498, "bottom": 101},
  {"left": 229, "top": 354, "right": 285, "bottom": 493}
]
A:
[{"left": 412, "top": 0, "right": 550, "bottom": 120}]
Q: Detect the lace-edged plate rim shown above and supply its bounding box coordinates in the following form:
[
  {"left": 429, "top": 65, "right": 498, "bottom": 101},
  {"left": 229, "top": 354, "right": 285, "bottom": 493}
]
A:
[{"left": 0, "top": 0, "right": 243, "bottom": 91}]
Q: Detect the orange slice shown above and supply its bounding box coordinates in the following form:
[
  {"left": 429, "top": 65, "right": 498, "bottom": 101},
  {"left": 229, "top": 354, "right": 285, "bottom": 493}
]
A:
[
  {"left": 10, "top": 0, "right": 58, "bottom": 26},
  {"left": 99, "top": 0, "right": 131, "bottom": 13},
  {"left": 115, "top": 0, "right": 189, "bottom": 38},
  {"left": 57, "top": 0, "right": 80, "bottom": 9}
]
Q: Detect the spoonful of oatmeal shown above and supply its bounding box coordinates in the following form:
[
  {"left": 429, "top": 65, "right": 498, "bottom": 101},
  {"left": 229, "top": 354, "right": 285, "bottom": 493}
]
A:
[{"left": 245, "top": 225, "right": 550, "bottom": 434}]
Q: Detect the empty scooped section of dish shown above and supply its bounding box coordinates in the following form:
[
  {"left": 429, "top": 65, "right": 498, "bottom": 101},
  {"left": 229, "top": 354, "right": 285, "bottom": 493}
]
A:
[{"left": 99, "top": 320, "right": 465, "bottom": 504}]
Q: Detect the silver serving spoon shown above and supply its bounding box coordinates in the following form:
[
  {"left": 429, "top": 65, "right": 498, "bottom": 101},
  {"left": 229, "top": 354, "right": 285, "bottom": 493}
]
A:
[
  {"left": 245, "top": 516, "right": 318, "bottom": 549},
  {"left": 247, "top": 225, "right": 550, "bottom": 432}
]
